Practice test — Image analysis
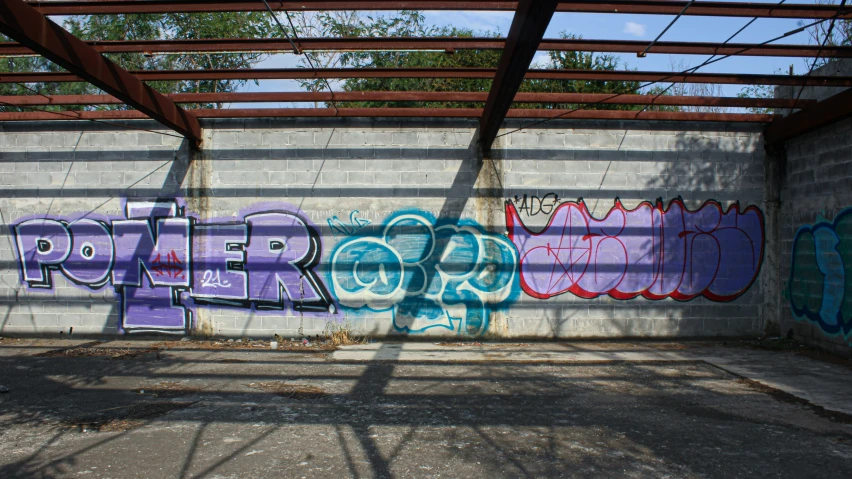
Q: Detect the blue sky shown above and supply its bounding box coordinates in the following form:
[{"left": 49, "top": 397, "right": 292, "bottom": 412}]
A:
[
  {"left": 429, "top": 8, "right": 810, "bottom": 73},
  {"left": 237, "top": 1, "right": 833, "bottom": 106}
]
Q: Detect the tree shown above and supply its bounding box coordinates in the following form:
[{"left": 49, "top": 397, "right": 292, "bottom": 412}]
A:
[
  {"left": 300, "top": 10, "right": 643, "bottom": 109},
  {"left": 651, "top": 58, "right": 725, "bottom": 113},
  {"left": 801, "top": 0, "right": 852, "bottom": 69},
  {"left": 0, "top": 12, "right": 277, "bottom": 110},
  {"left": 737, "top": 82, "right": 777, "bottom": 114},
  {"left": 519, "top": 38, "right": 641, "bottom": 110},
  {"left": 286, "top": 9, "right": 370, "bottom": 106}
]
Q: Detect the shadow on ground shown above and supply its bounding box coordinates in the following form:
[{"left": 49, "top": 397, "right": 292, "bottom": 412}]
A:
[{"left": 1, "top": 341, "right": 851, "bottom": 479}]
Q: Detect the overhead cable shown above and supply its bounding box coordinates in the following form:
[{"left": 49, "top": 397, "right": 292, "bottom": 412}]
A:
[{"left": 495, "top": 0, "right": 849, "bottom": 139}]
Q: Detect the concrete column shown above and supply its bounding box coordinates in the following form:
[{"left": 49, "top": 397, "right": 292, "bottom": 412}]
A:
[
  {"left": 187, "top": 128, "right": 214, "bottom": 337},
  {"left": 761, "top": 141, "right": 785, "bottom": 337},
  {"left": 479, "top": 131, "right": 507, "bottom": 338}
]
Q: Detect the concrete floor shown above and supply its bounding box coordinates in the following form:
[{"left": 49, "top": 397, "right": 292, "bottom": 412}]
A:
[{"left": 1, "top": 339, "right": 851, "bottom": 478}]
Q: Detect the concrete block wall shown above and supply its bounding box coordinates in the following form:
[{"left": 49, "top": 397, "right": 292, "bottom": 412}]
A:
[
  {"left": 772, "top": 60, "right": 852, "bottom": 355},
  {"left": 496, "top": 121, "right": 765, "bottom": 338},
  {"left": 0, "top": 118, "right": 767, "bottom": 339},
  {"left": 779, "top": 115, "right": 852, "bottom": 354}
]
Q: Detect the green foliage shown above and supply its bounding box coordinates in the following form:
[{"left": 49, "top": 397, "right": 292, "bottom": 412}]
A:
[
  {"left": 737, "top": 68, "right": 783, "bottom": 114},
  {"left": 641, "top": 85, "right": 680, "bottom": 112},
  {"left": 1, "top": 10, "right": 650, "bottom": 114},
  {"left": 518, "top": 38, "right": 641, "bottom": 110},
  {"left": 317, "top": 11, "right": 642, "bottom": 109},
  {"left": 0, "top": 13, "right": 276, "bottom": 111},
  {"left": 312, "top": 11, "right": 499, "bottom": 107},
  {"left": 737, "top": 85, "right": 775, "bottom": 114}
]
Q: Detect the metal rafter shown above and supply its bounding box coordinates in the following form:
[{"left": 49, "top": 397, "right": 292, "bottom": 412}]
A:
[
  {"left": 764, "top": 88, "right": 852, "bottom": 146},
  {"left": 0, "top": 0, "right": 201, "bottom": 143},
  {"left": 480, "top": 0, "right": 559, "bottom": 152},
  {"left": 0, "top": 91, "right": 814, "bottom": 108},
  {"left": 24, "top": 1, "right": 852, "bottom": 19},
  {"left": 1, "top": 37, "right": 850, "bottom": 58},
  {"left": 3, "top": 67, "right": 852, "bottom": 87},
  {"left": 0, "top": 107, "right": 775, "bottom": 122}
]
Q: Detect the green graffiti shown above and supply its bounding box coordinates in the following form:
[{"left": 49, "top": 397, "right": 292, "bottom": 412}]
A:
[
  {"left": 788, "top": 208, "right": 852, "bottom": 337},
  {"left": 790, "top": 231, "right": 823, "bottom": 314},
  {"left": 835, "top": 214, "right": 852, "bottom": 325}
]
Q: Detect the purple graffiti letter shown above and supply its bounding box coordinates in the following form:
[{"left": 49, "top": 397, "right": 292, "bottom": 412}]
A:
[
  {"left": 15, "top": 219, "right": 71, "bottom": 287},
  {"left": 60, "top": 219, "right": 114, "bottom": 286},
  {"left": 122, "top": 274, "right": 187, "bottom": 331},
  {"left": 244, "top": 212, "right": 329, "bottom": 311},
  {"left": 111, "top": 218, "right": 190, "bottom": 287},
  {"left": 191, "top": 224, "right": 248, "bottom": 301}
]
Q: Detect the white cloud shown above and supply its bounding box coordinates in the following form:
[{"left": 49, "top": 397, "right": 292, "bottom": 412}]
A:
[
  {"left": 426, "top": 11, "right": 514, "bottom": 34},
  {"left": 531, "top": 51, "right": 550, "bottom": 68},
  {"left": 623, "top": 21, "right": 647, "bottom": 37}
]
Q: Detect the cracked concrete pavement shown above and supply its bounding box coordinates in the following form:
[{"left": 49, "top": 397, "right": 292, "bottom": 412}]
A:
[{"left": 1, "top": 339, "right": 851, "bottom": 478}]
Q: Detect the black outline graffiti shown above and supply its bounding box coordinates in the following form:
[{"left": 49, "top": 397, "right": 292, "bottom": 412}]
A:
[
  {"left": 511, "top": 193, "right": 560, "bottom": 217},
  {"left": 13, "top": 200, "right": 334, "bottom": 334}
]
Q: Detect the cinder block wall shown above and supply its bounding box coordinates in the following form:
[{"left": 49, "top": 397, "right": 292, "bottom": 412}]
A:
[
  {"left": 0, "top": 118, "right": 766, "bottom": 339},
  {"left": 780, "top": 116, "right": 852, "bottom": 354}
]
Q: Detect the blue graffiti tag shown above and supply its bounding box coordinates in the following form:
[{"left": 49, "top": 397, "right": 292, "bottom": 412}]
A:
[
  {"left": 329, "top": 212, "right": 518, "bottom": 335},
  {"left": 327, "top": 210, "right": 371, "bottom": 239},
  {"left": 788, "top": 208, "right": 852, "bottom": 338}
]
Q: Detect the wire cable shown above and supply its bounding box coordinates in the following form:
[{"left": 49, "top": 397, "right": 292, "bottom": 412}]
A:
[
  {"left": 494, "top": 1, "right": 850, "bottom": 140},
  {"left": 259, "top": 0, "right": 339, "bottom": 112},
  {"left": 791, "top": 0, "right": 847, "bottom": 110},
  {"left": 259, "top": 0, "right": 302, "bottom": 54},
  {"left": 640, "top": 0, "right": 788, "bottom": 114},
  {"left": 638, "top": 0, "right": 696, "bottom": 58},
  {"left": 0, "top": 98, "right": 186, "bottom": 139}
]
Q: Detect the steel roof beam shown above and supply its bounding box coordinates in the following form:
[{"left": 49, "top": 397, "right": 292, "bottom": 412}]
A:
[
  {"left": 0, "top": 107, "right": 775, "bottom": 122},
  {"left": 764, "top": 88, "right": 852, "bottom": 146},
  {"left": 480, "top": 0, "right": 558, "bottom": 152},
  {"left": 3, "top": 67, "right": 852, "bottom": 87},
  {"left": 26, "top": 1, "right": 852, "bottom": 19},
  {"left": 0, "top": 0, "right": 201, "bottom": 143},
  {"left": 1, "top": 37, "right": 849, "bottom": 58},
  {"left": 0, "top": 91, "right": 814, "bottom": 108}
]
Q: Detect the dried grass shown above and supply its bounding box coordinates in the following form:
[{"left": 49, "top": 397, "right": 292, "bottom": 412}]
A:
[
  {"left": 37, "top": 346, "right": 157, "bottom": 360},
  {"left": 60, "top": 401, "right": 194, "bottom": 432},
  {"left": 142, "top": 381, "right": 203, "bottom": 398},
  {"left": 322, "top": 320, "right": 368, "bottom": 346},
  {"left": 246, "top": 381, "right": 327, "bottom": 400}
]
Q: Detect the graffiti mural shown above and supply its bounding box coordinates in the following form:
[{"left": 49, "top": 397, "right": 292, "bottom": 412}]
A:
[
  {"left": 330, "top": 212, "right": 518, "bottom": 335},
  {"left": 788, "top": 208, "right": 852, "bottom": 337},
  {"left": 506, "top": 198, "right": 764, "bottom": 301},
  {"left": 13, "top": 200, "right": 333, "bottom": 333}
]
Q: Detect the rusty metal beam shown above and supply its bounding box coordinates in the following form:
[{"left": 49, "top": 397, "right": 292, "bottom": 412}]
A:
[
  {"left": 1, "top": 37, "right": 849, "bottom": 58},
  {"left": 0, "top": 107, "right": 776, "bottom": 122},
  {"left": 764, "top": 88, "right": 852, "bottom": 146},
  {"left": 480, "top": 0, "right": 558, "bottom": 152},
  {"left": 0, "top": 0, "right": 201, "bottom": 142},
  {"left": 0, "top": 91, "right": 814, "bottom": 108},
  {"left": 26, "top": 1, "right": 852, "bottom": 19},
  {"left": 4, "top": 67, "right": 852, "bottom": 87}
]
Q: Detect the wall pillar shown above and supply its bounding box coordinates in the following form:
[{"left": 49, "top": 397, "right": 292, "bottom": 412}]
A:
[{"left": 761, "top": 141, "right": 785, "bottom": 336}]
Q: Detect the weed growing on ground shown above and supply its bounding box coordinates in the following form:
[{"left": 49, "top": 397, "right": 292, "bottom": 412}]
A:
[{"left": 322, "top": 320, "right": 368, "bottom": 346}]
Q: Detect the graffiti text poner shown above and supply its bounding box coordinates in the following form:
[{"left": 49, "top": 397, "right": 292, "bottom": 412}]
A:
[{"left": 14, "top": 200, "right": 332, "bottom": 333}]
